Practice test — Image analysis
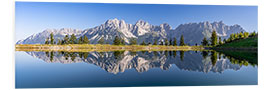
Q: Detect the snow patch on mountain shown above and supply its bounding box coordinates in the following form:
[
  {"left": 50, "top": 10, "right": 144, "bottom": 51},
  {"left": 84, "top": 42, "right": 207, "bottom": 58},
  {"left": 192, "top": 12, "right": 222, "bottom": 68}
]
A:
[{"left": 16, "top": 18, "right": 246, "bottom": 45}]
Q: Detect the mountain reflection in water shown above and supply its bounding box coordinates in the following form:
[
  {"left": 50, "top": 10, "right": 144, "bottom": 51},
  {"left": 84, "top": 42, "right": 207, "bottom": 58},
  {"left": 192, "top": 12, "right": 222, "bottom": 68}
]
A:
[{"left": 25, "top": 50, "right": 257, "bottom": 74}]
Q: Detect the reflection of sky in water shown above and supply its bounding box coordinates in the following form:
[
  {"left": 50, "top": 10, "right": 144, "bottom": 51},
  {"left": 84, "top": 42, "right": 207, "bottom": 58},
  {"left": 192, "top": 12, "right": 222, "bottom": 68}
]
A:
[{"left": 15, "top": 51, "right": 257, "bottom": 88}]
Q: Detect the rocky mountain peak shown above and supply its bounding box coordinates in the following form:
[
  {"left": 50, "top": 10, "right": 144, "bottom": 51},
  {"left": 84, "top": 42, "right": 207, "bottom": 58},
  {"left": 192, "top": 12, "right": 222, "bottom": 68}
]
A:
[
  {"left": 103, "top": 18, "right": 129, "bottom": 30},
  {"left": 160, "top": 23, "right": 172, "bottom": 31},
  {"left": 42, "top": 28, "right": 81, "bottom": 34},
  {"left": 105, "top": 18, "right": 121, "bottom": 27},
  {"left": 135, "top": 20, "right": 150, "bottom": 27},
  {"left": 17, "top": 19, "right": 247, "bottom": 45}
]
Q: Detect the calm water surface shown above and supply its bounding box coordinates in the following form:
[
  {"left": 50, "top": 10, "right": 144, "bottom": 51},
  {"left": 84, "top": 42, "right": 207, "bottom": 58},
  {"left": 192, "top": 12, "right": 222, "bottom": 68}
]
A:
[{"left": 15, "top": 50, "right": 257, "bottom": 88}]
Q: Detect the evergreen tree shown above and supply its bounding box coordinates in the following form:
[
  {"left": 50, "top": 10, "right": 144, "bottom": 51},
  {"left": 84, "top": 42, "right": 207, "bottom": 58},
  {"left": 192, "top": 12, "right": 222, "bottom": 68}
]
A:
[
  {"left": 153, "top": 39, "right": 158, "bottom": 45},
  {"left": 173, "top": 37, "right": 177, "bottom": 46},
  {"left": 211, "top": 51, "right": 217, "bottom": 65},
  {"left": 70, "top": 34, "right": 77, "bottom": 44},
  {"left": 169, "top": 39, "right": 173, "bottom": 46},
  {"left": 180, "top": 51, "right": 185, "bottom": 61},
  {"left": 50, "top": 33, "right": 54, "bottom": 44},
  {"left": 78, "top": 36, "right": 83, "bottom": 44},
  {"left": 160, "top": 41, "right": 164, "bottom": 45},
  {"left": 239, "top": 32, "right": 244, "bottom": 39},
  {"left": 223, "top": 39, "right": 227, "bottom": 44},
  {"left": 63, "top": 35, "right": 69, "bottom": 44},
  {"left": 218, "top": 37, "right": 222, "bottom": 45},
  {"left": 57, "top": 38, "right": 62, "bottom": 45},
  {"left": 211, "top": 30, "right": 218, "bottom": 46},
  {"left": 98, "top": 37, "right": 105, "bottom": 44},
  {"left": 120, "top": 39, "right": 125, "bottom": 45},
  {"left": 141, "top": 41, "right": 146, "bottom": 45},
  {"left": 130, "top": 38, "right": 137, "bottom": 45},
  {"left": 250, "top": 31, "right": 256, "bottom": 37},
  {"left": 180, "top": 35, "right": 185, "bottom": 46},
  {"left": 61, "top": 40, "right": 64, "bottom": 45},
  {"left": 234, "top": 33, "right": 239, "bottom": 40},
  {"left": 82, "top": 35, "right": 89, "bottom": 44},
  {"left": 113, "top": 36, "right": 121, "bottom": 45},
  {"left": 45, "top": 37, "right": 49, "bottom": 44},
  {"left": 244, "top": 32, "right": 249, "bottom": 38},
  {"left": 201, "top": 37, "right": 208, "bottom": 46},
  {"left": 201, "top": 51, "right": 209, "bottom": 59},
  {"left": 165, "top": 38, "right": 169, "bottom": 46},
  {"left": 229, "top": 33, "right": 235, "bottom": 42}
]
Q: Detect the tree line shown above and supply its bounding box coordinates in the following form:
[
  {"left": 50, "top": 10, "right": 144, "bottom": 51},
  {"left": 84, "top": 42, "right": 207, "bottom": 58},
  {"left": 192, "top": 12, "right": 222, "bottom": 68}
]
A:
[
  {"left": 201, "top": 30, "right": 257, "bottom": 46},
  {"left": 45, "top": 33, "right": 90, "bottom": 45},
  {"left": 130, "top": 35, "right": 186, "bottom": 46},
  {"left": 45, "top": 33, "right": 188, "bottom": 46},
  {"left": 45, "top": 30, "right": 257, "bottom": 46}
]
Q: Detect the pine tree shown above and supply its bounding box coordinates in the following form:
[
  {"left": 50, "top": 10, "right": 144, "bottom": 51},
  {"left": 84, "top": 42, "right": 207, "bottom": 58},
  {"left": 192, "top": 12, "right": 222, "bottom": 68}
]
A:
[
  {"left": 169, "top": 39, "right": 173, "bottom": 46},
  {"left": 141, "top": 41, "right": 146, "bottom": 45},
  {"left": 70, "top": 34, "right": 77, "bottom": 44},
  {"left": 130, "top": 38, "right": 137, "bottom": 45},
  {"left": 223, "top": 39, "right": 227, "bottom": 44},
  {"left": 229, "top": 33, "right": 235, "bottom": 42},
  {"left": 244, "top": 32, "right": 249, "bottom": 38},
  {"left": 250, "top": 31, "right": 256, "bottom": 37},
  {"left": 121, "top": 39, "right": 125, "bottom": 45},
  {"left": 50, "top": 33, "right": 54, "bottom": 44},
  {"left": 153, "top": 39, "right": 158, "bottom": 45},
  {"left": 201, "top": 37, "right": 208, "bottom": 46},
  {"left": 211, "top": 51, "right": 217, "bottom": 65},
  {"left": 98, "top": 37, "right": 105, "bottom": 44},
  {"left": 63, "top": 35, "right": 69, "bottom": 44},
  {"left": 239, "top": 32, "right": 244, "bottom": 39},
  {"left": 78, "top": 36, "right": 83, "bottom": 44},
  {"left": 180, "top": 51, "right": 185, "bottom": 61},
  {"left": 165, "top": 38, "right": 169, "bottom": 46},
  {"left": 234, "top": 33, "right": 239, "bottom": 40},
  {"left": 113, "top": 36, "right": 121, "bottom": 45},
  {"left": 180, "top": 35, "right": 185, "bottom": 46},
  {"left": 211, "top": 30, "right": 217, "bottom": 46},
  {"left": 45, "top": 37, "right": 49, "bottom": 44},
  {"left": 218, "top": 37, "right": 222, "bottom": 45},
  {"left": 173, "top": 37, "right": 177, "bottom": 46},
  {"left": 83, "top": 35, "right": 89, "bottom": 44},
  {"left": 57, "top": 38, "right": 62, "bottom": 45},
  {"left": 160, "top": 41, "right": 164, "bottom": 45},
  {"left": 61, "top": 40, "right": 64, "bottom": 45}
]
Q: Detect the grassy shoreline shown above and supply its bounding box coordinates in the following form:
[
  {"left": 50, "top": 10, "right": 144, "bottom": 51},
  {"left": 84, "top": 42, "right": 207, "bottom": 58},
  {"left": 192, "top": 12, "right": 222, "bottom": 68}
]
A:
[
  {"left": 212, "top": 36, "right": 258, "bottom": 51},
  {"left": 15, "top": 44, "right": 204, "bottom": 52}
]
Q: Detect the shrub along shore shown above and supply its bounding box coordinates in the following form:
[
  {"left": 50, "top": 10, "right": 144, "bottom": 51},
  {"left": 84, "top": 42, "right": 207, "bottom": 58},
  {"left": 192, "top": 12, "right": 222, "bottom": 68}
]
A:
[{"left": 15, "top": 44, "right": 204, "bottom": 52}]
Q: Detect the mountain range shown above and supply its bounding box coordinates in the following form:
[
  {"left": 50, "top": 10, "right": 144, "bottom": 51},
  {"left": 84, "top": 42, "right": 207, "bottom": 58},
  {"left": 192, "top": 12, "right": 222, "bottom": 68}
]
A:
[{"left": 16, "top": 18, "right": 245, "bottom": 45}]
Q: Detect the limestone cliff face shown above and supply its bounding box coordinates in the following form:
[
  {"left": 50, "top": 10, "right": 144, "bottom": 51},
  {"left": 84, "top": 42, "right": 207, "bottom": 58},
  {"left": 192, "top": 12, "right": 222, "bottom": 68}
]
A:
[
  {"left": 17, "top": 19, "right": 245, "bottom": 45},
  {"left": 169, "top": 21, "right": 245, "bottom": 45}
]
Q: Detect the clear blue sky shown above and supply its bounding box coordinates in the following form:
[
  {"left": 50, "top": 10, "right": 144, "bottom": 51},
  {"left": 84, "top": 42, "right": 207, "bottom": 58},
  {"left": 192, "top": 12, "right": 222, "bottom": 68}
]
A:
[{"left": 15, "top": 2, "right": 257, "bottom": 41}]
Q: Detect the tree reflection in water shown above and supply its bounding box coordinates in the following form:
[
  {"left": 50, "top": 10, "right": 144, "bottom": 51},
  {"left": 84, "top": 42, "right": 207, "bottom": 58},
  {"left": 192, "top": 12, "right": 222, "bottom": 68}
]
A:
[{"left": 28, "top": 50, "right": 257, "bottom": 74}]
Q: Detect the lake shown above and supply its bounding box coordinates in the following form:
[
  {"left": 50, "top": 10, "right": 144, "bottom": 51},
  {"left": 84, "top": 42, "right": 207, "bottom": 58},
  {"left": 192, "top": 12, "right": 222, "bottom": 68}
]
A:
[{"left": 15, "top": 50, "right": 257, "bottom": 88}]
